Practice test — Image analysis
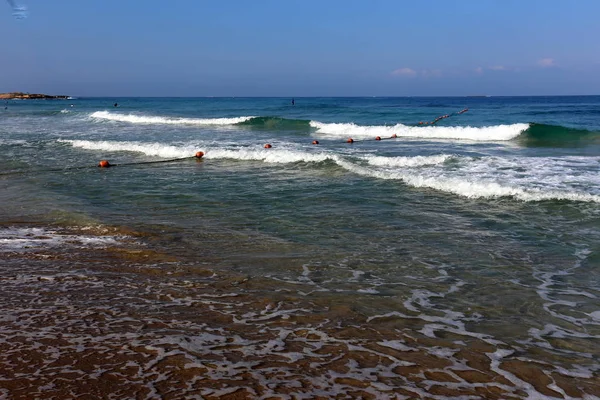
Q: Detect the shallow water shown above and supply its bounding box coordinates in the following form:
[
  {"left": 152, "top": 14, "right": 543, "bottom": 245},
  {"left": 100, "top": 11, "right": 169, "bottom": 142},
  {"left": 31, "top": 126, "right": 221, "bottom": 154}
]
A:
[{"left": 1, "top": 96, "right": 599, "bottom": 398}]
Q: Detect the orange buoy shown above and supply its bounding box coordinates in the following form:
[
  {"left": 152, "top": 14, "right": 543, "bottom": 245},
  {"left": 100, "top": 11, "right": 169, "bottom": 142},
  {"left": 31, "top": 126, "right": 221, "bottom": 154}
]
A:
[
  {"left": 195, "top": 151, "right": 204, "bottom": 159},
  {"left": 347, "top": 138, "right": 354, "bottom": 143},
  {"left": 375, "top": 136, "right": 381, "bottom": 141},
  {"left": 312, "top": 140, "right": 319, "bottom": 145},
  {"left": 391, "top": 134, "right": 397, "bottom": 138},
  {"left": 264, "top": 143, "right": 272, "bottom": 148},
  {"left": 98, "top": 160, "right": 111, "bottom": 168}
]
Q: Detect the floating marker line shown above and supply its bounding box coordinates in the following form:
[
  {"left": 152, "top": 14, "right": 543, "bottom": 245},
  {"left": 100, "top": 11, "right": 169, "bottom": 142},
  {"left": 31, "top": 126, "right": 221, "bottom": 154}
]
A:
[{"left": 0, "top": 153, "right": 204, "bottom": 176}]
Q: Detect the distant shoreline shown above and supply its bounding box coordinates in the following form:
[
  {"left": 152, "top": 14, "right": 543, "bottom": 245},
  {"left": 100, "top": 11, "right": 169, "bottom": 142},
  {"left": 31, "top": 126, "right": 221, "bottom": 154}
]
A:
[{"left": 0, "top": 92, "right": 69, "bottom": 100}]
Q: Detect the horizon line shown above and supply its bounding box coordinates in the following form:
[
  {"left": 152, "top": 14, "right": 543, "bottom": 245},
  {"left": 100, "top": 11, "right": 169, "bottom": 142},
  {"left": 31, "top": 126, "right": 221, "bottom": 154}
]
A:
[{"left": 60, "top": 94, "right": 600, "bottom": 99}]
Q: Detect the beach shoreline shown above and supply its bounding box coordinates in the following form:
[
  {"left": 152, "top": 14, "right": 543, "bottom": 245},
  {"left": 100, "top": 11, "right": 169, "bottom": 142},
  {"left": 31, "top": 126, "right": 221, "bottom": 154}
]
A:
[{"left": 1, "top": 221, "right": 598, "bottom": 399}]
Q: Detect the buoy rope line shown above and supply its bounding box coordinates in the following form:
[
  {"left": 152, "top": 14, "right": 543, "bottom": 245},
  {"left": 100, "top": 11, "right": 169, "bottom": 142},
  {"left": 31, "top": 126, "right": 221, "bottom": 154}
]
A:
[
  {"left": 0, "top": 153, "right": 205, "bottom": 176},
  {"left": 2, "top": 109, "right": 469, "bottom": 175},
  {"left": 99, "top": 156, "right": 199, "bottom": 168},
  {"left": 338, "top": 108, "right": 469, "bottom": 144}
]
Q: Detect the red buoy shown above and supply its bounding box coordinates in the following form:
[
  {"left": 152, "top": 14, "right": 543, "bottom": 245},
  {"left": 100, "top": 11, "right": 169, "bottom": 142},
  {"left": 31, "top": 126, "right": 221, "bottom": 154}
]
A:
[
  {"left": 98, "top": 160, "right": 111, "bottom": 168},
  {"left": 195, "top": 151, "right": 204, "bottom": 159},
  {"left": 375, "top": 136, "right": 381, "bottom": 141},
  {"left": 264, "top": 143, "right": 272, "bottom": 148},
  {"left": 347, "top": 138, "right": 354, "bottom": 143},
  {"left": 312, "top": 140, "right": 319, "bottom": 145}
]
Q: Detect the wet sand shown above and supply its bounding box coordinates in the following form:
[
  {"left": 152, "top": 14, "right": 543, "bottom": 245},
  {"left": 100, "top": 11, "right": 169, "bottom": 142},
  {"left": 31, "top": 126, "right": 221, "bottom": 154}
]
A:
[{"left": 1, "top": 225, "right": 598, "bottom": 399}]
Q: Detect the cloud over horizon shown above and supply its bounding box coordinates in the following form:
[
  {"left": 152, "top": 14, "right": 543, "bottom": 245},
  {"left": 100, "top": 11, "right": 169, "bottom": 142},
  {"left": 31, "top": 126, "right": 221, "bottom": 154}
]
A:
[
  {"left": 420, "top": 69, "right": 442, "bottom": 78},
  {"left": 391, "top": 68, "right": 417, "bottom": 77},
  {"left": 538, "top": 58, "right": 555, "bottom": 67}
]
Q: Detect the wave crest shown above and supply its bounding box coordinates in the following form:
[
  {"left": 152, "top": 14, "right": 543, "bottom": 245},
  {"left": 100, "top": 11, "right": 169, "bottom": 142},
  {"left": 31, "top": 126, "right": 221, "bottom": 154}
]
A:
[
  {"left": 206, "top": 148, "right": 336, "bottom": 164},
  {"left": 90, "top": 111, "right": 254, "bottom": 126},
  {"left": 366, "top": 154, "right": 453, "bottom": 167},
  {"left": 336, "top": 157, "right": 600, "bottom": 203},
  {"left": 59, "top": 139, "right": 599, "bottom": 203},
  {"left": 60, "top": 140, "right": 335, "bottom": 164},
  {"left": 59, "top": 140, "right": 196, "bottom": 159},
  {"left": 311, "top": 121, "right": 530, "bottom": 141}
]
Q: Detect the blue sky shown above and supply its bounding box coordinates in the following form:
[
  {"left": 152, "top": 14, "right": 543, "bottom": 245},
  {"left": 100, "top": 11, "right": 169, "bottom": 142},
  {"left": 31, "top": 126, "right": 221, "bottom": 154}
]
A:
[{"left": 1, "top": 0, "right": 599, "bottom": 96}]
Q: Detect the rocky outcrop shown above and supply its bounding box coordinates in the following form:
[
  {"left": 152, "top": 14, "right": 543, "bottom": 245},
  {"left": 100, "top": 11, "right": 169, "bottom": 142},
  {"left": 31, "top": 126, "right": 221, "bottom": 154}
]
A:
[{"left": 0, "top": 92, "right": 69, "bottom": 100}]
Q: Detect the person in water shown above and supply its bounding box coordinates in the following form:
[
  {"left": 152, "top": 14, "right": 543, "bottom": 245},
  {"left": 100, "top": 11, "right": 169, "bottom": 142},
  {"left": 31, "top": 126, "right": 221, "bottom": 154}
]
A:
[
  {"left": 291, "top": 98, "right": 295, "bottom": 105},
  {"left": 114, "top": 103, "right": 118, "bottom": 107}
]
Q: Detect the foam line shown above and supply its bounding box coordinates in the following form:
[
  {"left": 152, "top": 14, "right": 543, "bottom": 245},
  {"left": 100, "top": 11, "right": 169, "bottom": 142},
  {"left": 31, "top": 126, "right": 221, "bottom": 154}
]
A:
[
  {"left": 90, "top": 111, "right": 254, "bottom": 125},
  {"left": 311, "top": 121, "right": 530, "bottom": 141}
]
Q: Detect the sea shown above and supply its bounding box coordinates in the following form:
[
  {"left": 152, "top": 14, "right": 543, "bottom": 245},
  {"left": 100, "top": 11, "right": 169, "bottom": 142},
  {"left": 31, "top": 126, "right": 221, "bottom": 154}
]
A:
[{"left": 1, "top": 96, "right": 599, "bottom": 399}]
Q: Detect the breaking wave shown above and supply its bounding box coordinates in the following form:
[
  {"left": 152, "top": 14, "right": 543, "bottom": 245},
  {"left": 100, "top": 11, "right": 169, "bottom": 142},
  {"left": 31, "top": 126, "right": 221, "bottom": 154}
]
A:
[
  {"left": 90, "top": 111, "right": 255, "bottom": 125},
  {"left": 311, "top": 121, "right": 530, "bottom": 141},
  {"left": 60, "top": 139, "right": 600, "bottom": 203}
]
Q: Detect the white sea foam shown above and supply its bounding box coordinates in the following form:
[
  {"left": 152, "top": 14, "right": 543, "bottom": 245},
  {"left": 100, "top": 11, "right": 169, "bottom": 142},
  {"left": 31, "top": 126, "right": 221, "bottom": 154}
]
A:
[
  {"left": 310, "top": 121, "right": 530, "bottom": 141},
  {"left": 2, "top": 259, "right": 597, "bottom": 399},
  {"left": 61, "top": 139, "right": 338, "bottom": 164},
  {"left": 377, "top": 340, "right": 416, "bottom": 352},
  {"left": 366, "top": 154, "right": 453, "bottom": 167},
  {"left": 205, "top": 148, "right": 337, "bottom": 164},
  {"left": 336, "top": 154, "right": 600, "bottom": 203},
  {"left": 60, "top": 138, "right": 600, "bottom": 203},
  {"left": 532, "top": 247, "right": 600, "bottom": 329},
  {"left": 90, "top": 111, "right": 254, "bottom": 126},
  {"left": 399, "top": 174, "right": 600, "bottom": 203},
  {"left": 590, "top": 311, "right": 600, "bottom": 322},
  {"left": 60, "top": 140, "right": 198, "bottom": 159},
  {"left": 0, "top": 227, "right": 125, "bottom": 252},
  {"left": 357, "top": 288, "right": 380, "bottom": 294},
  {"left": 0, "top": 139, "right": 27, "bottom": 145}
]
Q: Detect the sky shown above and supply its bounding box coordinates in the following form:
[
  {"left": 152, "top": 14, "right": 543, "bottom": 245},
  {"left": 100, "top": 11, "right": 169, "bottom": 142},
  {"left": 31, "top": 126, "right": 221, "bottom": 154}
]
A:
[{"left": 1, "top": 0, "right": 599, "bottom": 97}]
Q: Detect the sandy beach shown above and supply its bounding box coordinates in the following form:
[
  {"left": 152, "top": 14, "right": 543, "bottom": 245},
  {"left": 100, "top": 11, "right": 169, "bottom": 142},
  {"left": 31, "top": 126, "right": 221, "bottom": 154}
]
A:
[{"left": 2, "top": 223, "right": 598, "bottom": 399}]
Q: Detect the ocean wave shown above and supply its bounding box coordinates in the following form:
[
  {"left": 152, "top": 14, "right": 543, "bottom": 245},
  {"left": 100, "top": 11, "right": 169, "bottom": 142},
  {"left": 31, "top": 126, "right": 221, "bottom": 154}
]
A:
[
  {"left": 85, "top": 112, "right": 596, "bottom": 148},
  {"left": 90, "top": 111, "right": 255, "bottom": 126},
  {"left": 401, "top": 175, "right": 600, "bottom": 203},
  {"left": 236, "top": 116, "right": 312, "bottom": 130},
  {"left": 205, "top": 149, "right": 600, "bottom": 203},
  {"left": 59, "top": 140, "right": 197, "bottom": 159},
  {"left": 60, "top": 139, "right": 335, "bottom": 164},
  {"left": 60, "top": 138, "right": 600, "bottom": 203},
  {"left": 336, "top": 158, "right": 600, "bottom": 203},
  {"left": 310, "top": 121, "right": 530, "bottom": 141},
  {"left": 205, "top": 148, "right": 337, "bottom": 164},
  {"left": 517, "top": 123, "right": 600, "bottom": 147},
  {"left": 366, "top": 154, "right": 454, "bottom": 167}
]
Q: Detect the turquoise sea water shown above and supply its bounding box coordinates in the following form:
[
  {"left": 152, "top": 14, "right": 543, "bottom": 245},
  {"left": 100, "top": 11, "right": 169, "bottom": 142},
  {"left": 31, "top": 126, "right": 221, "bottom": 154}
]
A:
[{"left": 1, "top": 96, "right": 599, "bottom": 398}]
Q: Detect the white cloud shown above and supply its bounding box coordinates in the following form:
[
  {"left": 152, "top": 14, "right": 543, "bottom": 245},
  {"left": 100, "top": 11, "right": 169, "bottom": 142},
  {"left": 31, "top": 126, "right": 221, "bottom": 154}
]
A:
[
  {"left": 489, "top": 65, "right": 507, "bottom": 71},
  {"left": 474, "top": 66, "right": 483, "bottom": 74},
  {"left": 391, "top": 68, "right": 442, "bottom": 78},
  {"left": 421, "top": 69, "right": 442, "bottom": 78},
  {"left": 538, "top": 58, "right": 555, "bottom": 67},
  {"left": 391, "top": 68, "right": 417, "bottom": 77}
]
